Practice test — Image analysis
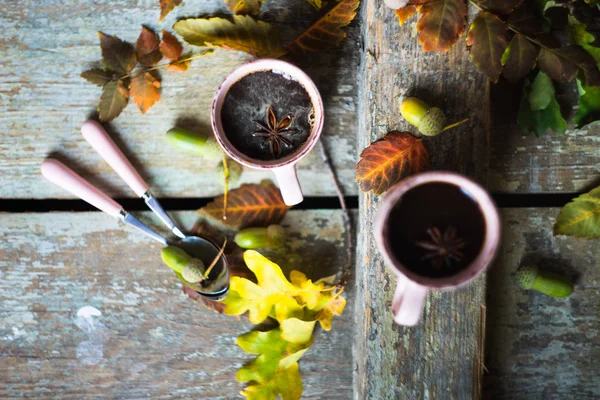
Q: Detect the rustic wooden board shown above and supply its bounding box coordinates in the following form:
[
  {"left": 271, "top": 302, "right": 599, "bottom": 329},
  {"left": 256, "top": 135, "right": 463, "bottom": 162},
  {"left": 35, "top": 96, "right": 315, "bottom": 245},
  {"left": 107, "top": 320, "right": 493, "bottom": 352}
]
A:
[
  {"left": 485, "top": 209, "right": 600, "bottom": 399},
  {"left": 489, "top": 81, "right": 600, "bottom": 193},
  {"left": 0, "top": 0, "right": 360, "bottom": 199},
  {"left": 355, "top": 3, "right": 490, "bottom": 399},
  {"left": 0, "top": 210, "right": 354, "bottom": 398}
]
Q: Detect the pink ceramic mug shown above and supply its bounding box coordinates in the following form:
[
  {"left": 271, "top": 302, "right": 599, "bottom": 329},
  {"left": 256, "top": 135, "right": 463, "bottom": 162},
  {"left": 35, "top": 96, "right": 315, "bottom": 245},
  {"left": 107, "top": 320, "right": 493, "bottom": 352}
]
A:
[
  {"left": 211, "top": 59, "right": 324, "bottom": 206},
  {"left": 374, "top": 171, "right": 501, "bottom": 326}
]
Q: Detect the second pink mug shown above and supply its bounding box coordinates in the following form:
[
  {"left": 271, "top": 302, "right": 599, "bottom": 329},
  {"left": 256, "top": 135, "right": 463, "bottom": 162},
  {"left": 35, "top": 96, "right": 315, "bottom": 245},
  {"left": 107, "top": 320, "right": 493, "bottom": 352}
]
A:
[
  {"left": 374, "top": 171, "right": 501, "bottom": 326},
  {"left": 211, "top": 59, "right": 324, "bottom": 206}
]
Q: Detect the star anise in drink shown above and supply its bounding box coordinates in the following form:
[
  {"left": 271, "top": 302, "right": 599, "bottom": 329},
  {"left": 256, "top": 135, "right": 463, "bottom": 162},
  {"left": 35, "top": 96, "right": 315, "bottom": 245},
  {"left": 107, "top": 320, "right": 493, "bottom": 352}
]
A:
[
  {"left": 415, "top": 226, "right": 466, "bottom": 268},
  {"left": 252, "top": 105, "right": 299, "bottom": 158}
]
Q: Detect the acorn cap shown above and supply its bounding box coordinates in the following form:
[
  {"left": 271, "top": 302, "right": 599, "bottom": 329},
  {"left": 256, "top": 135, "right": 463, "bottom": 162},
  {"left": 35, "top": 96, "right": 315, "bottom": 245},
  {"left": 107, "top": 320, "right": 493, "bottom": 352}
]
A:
[
  {"left": 515, "top": 265, "right": 538, "bottom": 289},
  {"left": 204, "top": 137, "right": 224, "bottom": 161},
  {"left": 267, "top": 224, "right": 286, "bottom": 248},
  {"left": 419, "top": 107, "right": 447, "bottom": 136},
  {"left": 181, "top": 258, "right": 206, "bottom": 283}
]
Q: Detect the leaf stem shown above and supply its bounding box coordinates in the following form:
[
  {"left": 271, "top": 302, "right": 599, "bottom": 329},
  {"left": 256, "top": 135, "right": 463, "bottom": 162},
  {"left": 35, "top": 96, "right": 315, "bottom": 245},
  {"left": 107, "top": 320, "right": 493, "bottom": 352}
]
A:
[
  {"left": 118, "top": 50, "right": 214, "bottom": 80},
  {"left": 441, "top": 118, "right": 469, "bottom": 132},
  {"left": 203, "top": 238, "right": 228, "bottom": 279}
]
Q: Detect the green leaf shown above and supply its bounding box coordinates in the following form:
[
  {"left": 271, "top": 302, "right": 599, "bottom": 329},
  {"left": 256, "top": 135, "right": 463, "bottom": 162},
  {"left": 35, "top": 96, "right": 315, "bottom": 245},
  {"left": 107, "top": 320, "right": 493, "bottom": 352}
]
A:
[
  {"left": 241, "top": 362, "right": 302, "bottom": 400},
  {"left": 98, "top": 32, "right": 136, "bottom": 74},
  {"left": 517, "top": 75, "right": 566, "bottom": 137},
  {"left": 81, "top": 68, "right": 114, "bottom": 87},
  {"left": 501, "top": 34, "right": 539, "bottom": 82},
  {"left": 173, "top": 15, "right": 284, "bottom": 58},
  {"left": 554, "top": 186, "right": 600, "bottom": 238},
  {"left": 528, "top": 71, "right": 554, "bottom": 111},
  {"left": 574, "top": 80, "right": 600, "bottom": 128},
  {"left": 98, "top": 79, "right": 129, "bottom": 121},
  {"left": 567, "top": 16, "right": 600, "bottom": 67},
  {"left": 466, "top": 12, "right": 510, "bottom": 83}
]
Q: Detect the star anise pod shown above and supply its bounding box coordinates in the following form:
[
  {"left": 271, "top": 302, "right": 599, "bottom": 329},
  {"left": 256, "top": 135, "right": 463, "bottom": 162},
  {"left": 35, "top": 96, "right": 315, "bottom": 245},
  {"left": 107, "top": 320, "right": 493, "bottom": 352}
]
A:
[
  {"left": 252, "top": 105, "right": 299, "bottom": 158},
  {"left": 415, "top": 226, "right": 466, "bottom": 268}
]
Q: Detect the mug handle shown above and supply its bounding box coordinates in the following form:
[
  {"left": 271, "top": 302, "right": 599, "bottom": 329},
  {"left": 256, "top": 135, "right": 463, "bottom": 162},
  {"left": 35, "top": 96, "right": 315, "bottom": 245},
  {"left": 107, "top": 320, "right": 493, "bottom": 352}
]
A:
[
  {"left": 392, "top": 275, "right": 428, "bottom": 326},
  {"left": 272, "top": 164, "right": 303, "bottom": 206}
]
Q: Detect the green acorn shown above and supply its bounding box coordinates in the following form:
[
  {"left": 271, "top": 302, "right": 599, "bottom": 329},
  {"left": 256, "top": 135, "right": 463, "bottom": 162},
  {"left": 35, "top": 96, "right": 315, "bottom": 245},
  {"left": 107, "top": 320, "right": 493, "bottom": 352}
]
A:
[
  {"left": 234, "top": 225, "right": 286, "bottom": 249},
  {"left": 515, "top": 265, "right": 573, "bottom": 298},
  {"left": 161, "top": 246, "right": 206, "bottom": 283},
  {"left": 166, "top": 127, "right": 222, "bottom": 160},
  {"left": 400, "top": 97, "right": 447, "bottom": 136}
]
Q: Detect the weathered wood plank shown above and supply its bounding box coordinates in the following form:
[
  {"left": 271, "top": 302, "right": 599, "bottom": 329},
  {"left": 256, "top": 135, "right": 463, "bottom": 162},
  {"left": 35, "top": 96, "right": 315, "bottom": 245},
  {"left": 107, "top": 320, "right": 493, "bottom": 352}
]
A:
[
  {"left": 355, "top": 3, "right": 490, "bottom": 399},
  {"left": 0, "top": 0, "right": 360, "bottom": 199},
  {"left": 0, "top": 210, "right": 354, "bottom": 398},
  {"left": 485, "top": 208, "right": 600, "bottom": 399},
  {"left": 490, "top": 81, "right": 600, "bottom": 193}
]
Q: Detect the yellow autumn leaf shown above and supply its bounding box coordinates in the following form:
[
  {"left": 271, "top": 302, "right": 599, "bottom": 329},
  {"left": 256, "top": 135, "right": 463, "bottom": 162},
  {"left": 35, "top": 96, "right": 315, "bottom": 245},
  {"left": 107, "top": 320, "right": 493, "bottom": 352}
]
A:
[
  {"left": 173, "top": 15, "right": 285, "bottom": 58},
  {"left": 315, "top": 289, "right": 346, "bottom": 331},
  {"left": 279, "top": 318, "right": 315, "bottom": 344},
  {"left": 289, "top": 270, "right": 327, "bottom": 309}
]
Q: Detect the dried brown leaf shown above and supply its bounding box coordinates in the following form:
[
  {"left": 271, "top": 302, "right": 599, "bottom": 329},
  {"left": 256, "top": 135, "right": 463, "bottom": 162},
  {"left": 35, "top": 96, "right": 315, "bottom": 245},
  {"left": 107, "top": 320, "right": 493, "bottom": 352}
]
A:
[
  {"left": 198, "top": 181, "right": 288, "bottom": 228},
  {"left": 466, "top": 12, "right": 510, "bottom": 83},
  {"left": 417, "top": 0, "right": 466, "bottom": 52},
  {"left": 159, "top": 0, "right": 182, "bottom": 22},
  {"left": 130, "top": 72, "right": 161, "bottom": 114},
  {"left": 537, "top": 36, "right": 600, "bottom": 85},
  {"left": 81, "top": 68, "right": 114, "bottom": 87},
  {"left": 475, "top": 0, "right": 523, "bottom": 14},
  {"left": 286, "top": 0, "right": 360, "bottom": 56},
  {"left": 501, "top": 33, "right": 538, "bottom": 82},
  {"left": 355, "top": 131, "right": 430, "bottom": 195},
  {"left": 98, "top": 79, "right": 129, "bottom": 121},
  {"left": 136, "top": 26, "right": 162, "bottom": 66},
  {"left": 160, "top": 30, "right": 183, "bottom": 60},
  {"left": 98, "top": 32, "right": 136, "bottom": 74}
]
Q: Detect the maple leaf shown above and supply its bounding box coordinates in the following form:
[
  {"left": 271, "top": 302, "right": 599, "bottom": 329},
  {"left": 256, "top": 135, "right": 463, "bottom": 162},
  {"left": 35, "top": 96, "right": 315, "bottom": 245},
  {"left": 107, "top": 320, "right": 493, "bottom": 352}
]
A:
[
  {"left": 466, "top": 12, "right": 510, "bottom": 83},
  {"left": 574, "top": 80, "right": 600, "bottom": 129},
  {"left": 396, "top": 7, "right": 417, "bottom": 26},
  {"left": 174, "top": 15, "right": 284, "bottom": 58},
  {"left": 98, "top": 79, "right": 129, "bottom": 121},
  {"left": 554, "top": 186, "right": 600, "bottom": 239},
  {"left": 81, "top": 69, "right": 114, "bottom": 87},
  {"left": 286, "top": 0, "right": 360, "bottom": 57},
  {"left": 355, "top": 131, "right": 430, "bottom": 195},
  {"left": 501, "top": 33, "right": 539, "bottom": 82},
  {"left": 475, "top": 0, "right": 523, "bottom": 14},
  {"left": 160, "top": 30, "right": 183, "bottom": 60},
  {"left": 98, "top": 32, "right": 136, "bottom": 74},
  {"left": 417, "top": 0, "right": 466, "bottom": 52},
  {"left": 136, "top": 26, "right": 162, "bottom": 66},
  {"left": 159, "top": 0, "right": 182, "bottom": 22},
  {"left": 199, "top": 181, "right": 288, "bottom": 228},
  {"left": 537, "top": 35, "right": 600, "bottom": 86},
  {"left": 131, "top": 72, "right": 161, "bottom": 114},
  {"left": 225, "top": 0, "right": 264, "bottom": 16}
]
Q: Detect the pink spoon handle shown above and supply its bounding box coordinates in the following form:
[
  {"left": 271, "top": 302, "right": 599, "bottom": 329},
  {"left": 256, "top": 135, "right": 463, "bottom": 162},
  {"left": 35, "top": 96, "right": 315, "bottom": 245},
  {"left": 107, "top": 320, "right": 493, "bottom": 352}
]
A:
[
  {"left": 272, "top": 164, "right": 303, "bottom": 206},
  {"left": 40, "top": 159, "right": 123, "bottom": 218},
  {"left": 81, "top": 120, "right": 149, "bottom": 197}
]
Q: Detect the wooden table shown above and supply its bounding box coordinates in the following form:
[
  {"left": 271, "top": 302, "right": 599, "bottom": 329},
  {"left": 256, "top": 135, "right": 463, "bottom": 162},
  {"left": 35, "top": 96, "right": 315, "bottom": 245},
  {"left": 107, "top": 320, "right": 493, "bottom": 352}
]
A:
[{"left": 1, "top": 0, "right": 598, "bottom": 398}]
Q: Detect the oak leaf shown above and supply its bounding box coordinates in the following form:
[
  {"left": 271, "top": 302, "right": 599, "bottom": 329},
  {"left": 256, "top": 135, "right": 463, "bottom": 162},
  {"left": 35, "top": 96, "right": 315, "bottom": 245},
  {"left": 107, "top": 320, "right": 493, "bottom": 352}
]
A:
[
  {"left": 466, "top": 12, "right": 510, "bottom": 83},
  {"left": 159, "top": 0, "right": 182, "bottom": 22},
  {"left": 355, "top": 131, "right": 430, "bottom": 195},
  {"left": 225, "top": 0, "right": 264, "bottom": 16},
  {"left": 130, "top": 72, "right": 161, "bottom": 114},
  {"left": 396, "top": 7, "right": 417, "bottom": 26},
  {"left": 286, "top": 0, "right": 360, "bottom": 56},
  {"left": 174, "top": 15, "right": 284, "bottom": 58},
  {"left": 81, "top": 68, "right": 114, "bottom": 87},
  {"left": 199, "top": 181, "right": 288, "bottom": 228},
  {"left": 136, "top": 26, "right": 162, "bottom": 66},
  {"left": 98, "top": 32, "right": 137, "bottom": 74},
  {"left": 160, "top": 30, "right": 183, "bottom": 60},
  {"left": 501, "top": 34, "right": 538, "bottom": 82},
  {"left": 314, "top": 290, "right": 346, "bottom": 331},
  {"left": 241, "top": 361, "right": 303, "bottom": 400},
  {"left": 554, "top": 186, "right": 600, "bottom": 238},
  {"left": 98, "top": 79, "right": 129, "bottom": 121},
  {"left": 417, "top": 0, "right": 466, "bottom": 52}
]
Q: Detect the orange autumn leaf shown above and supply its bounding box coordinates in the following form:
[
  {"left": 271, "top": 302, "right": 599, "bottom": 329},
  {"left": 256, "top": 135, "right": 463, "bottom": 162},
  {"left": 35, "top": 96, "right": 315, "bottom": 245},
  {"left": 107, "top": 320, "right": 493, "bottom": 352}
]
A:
[
  {"left": 160, "top": 30, "right": 183, "bottom": 60},
  {"left": 356, "top": 131, "right": 430, "bottom": 195},
  {"left": 131, "top": 72, "right": 161, "bottom": 114},
  {"left": 159, "top": 0, "right": 182, "bottom": 21},
  {"left": 199, "top": 181, "right": 288, "bottom": 228},
  {"left": 395, "top": 6, "right": 417, "bottom": 26},
  {"left": 136, "top": 26, "right": 162, "bottom": 66},
  {"left": 417, "top": 0, "right": 466, "bottom": 52},
  {"left": 286, "top": 0, "right": 360, "bottom": 56}
]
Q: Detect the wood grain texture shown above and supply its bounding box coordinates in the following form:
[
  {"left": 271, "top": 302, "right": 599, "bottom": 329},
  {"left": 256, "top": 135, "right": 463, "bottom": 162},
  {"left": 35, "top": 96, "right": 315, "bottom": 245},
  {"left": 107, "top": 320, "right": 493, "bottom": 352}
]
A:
[
  {"left": 489, "top": 80, "right": 600, "bottom": 193},
  {"left": 0, "top": 210, "right": 354, "bottom": 398},
  {"left": 355, "top": 2, "right": 490, "bottom": 399},
  {"left": 0, "top": 0, "right": 360, "bottom": 199},
  {"left": 485, "top": 209, "right": 600, "bottom": 399}
]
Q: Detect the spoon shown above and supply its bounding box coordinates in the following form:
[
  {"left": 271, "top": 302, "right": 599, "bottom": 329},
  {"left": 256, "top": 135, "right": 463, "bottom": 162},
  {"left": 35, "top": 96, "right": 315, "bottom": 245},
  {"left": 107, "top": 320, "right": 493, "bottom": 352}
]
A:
[{"left": 40, "top": 160, "right": 229, "bottom": 300}]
